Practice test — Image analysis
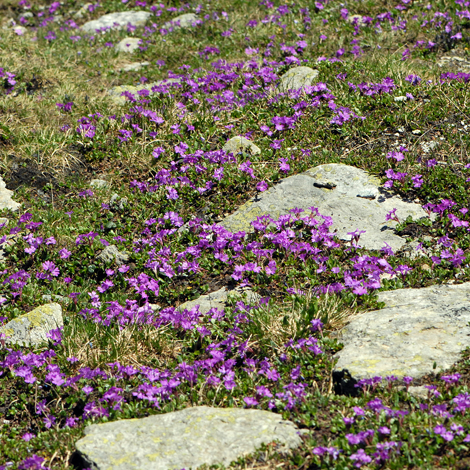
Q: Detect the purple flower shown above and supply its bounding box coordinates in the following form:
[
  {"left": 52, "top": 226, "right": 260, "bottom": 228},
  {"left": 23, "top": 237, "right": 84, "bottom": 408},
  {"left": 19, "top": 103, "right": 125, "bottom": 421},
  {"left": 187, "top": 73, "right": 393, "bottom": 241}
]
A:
[
  {"left": 243, "top": 396, "right": 259, "bottom": 406},
  {"left": 257, "top": 181, "right": 268, "bottom": 192},
  {"left": 350, "top": 448, "right": 372, "bottom": 467},
  {"left": 21, "top": 432, "right": 35, "bottom": 441}
]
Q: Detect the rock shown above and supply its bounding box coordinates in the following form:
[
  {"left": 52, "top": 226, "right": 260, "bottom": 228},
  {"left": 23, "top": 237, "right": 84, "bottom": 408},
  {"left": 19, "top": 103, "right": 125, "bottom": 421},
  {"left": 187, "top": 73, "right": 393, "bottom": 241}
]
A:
[
  {"left": 115, "top": 37, "right": 142, "bottom": 53},
  {"left": 394, "top": 96, "right": 407, "bottom": 102},
  {"left": 347, "top": 14, "right": 364, "bottom": 24},
  {"left": 0, "top": 177, "right": 20, "bottom": 212},
  {"left": 437, "top": 55, "right": 470, "bottom": 73},
  {"left": 0, "top": 304, "right": 63, "bottom": 346},
  {"left": 179, "top": 286, "right": 260, "bottom": 314},
  {"left": 407, "top": 385, "right": 429, "bottom": 400},
  {"left": 412, "top": 130, "right": 422, "bottom": 135},
  {"left": 109, "top": 193, "right": 128, "bottom": 211},
  {"left": 279, "top": 66, "right": 319, "bottom": 92},
  {"left": 42, "top": 294, "right": 68, "bottom": 304},
  {"left": 420, "top": 141, "right": 438, "bottom": 154},
  {"left": 221, "top": 163, "right": 429, "bottom": 251},
  {"left": 81, "top": 11, "right": 151, "bottom": 33},
  {"left": 97, "top": 245, "right": 129, "bottom": 265},
  {"left": 108, "top": 78, "right": 181, "bottom": 105},
  {"left": 89, "top": 179, "right": 109, "bottom": 189},
  {"left": 333, "top": 282, "right": 470, "bottom": 380},
  {"left": 12, "top": 26, "right": 27, "bottom": 35},
  {"left": 75, "top": 406, "right": 301, "bottom": 470},
  {"left": 120, "top": 61, "right": 150, "bottom": 72},
  {"left": 223, "top": 136, "right": 261, "bottom": 156},
  {"left": 163, "top": 13, "right": 199, "bottom": 30}
]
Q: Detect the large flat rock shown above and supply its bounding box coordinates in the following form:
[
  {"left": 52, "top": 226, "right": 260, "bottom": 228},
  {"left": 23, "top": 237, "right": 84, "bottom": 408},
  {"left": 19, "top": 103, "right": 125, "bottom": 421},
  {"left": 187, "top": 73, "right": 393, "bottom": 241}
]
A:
[
  {"left": 0, "top": 303, "right": 63, "bottom": 346},
  {"left": 81, "top": 11, "right": 151, "bottom": 33},
  {"left": 75, "top": 406, "right": 301, "bottom": 470},
  {"left": 221, "top": 164, "right": 428, "bottom": 251},
  {"left": 334, "top": 282, "right": 470, "bottom": 379}
]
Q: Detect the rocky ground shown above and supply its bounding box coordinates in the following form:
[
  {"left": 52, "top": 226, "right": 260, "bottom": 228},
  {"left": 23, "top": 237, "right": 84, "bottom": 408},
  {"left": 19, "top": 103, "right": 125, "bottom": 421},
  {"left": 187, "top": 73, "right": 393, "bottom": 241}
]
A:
[{"left": 2, "top": 0, "right": 470, "bottom": 468}]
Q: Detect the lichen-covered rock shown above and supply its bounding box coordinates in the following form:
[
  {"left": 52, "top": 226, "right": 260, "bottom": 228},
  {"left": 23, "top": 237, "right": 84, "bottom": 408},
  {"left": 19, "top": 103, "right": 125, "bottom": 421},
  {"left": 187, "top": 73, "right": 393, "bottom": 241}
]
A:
[
  {"left": 97, "top": 245, "right": 129, "bottom": 266},
  {"left": 178, "top": 286, "right": 260, "bottom": 314},
  {"left": 163, "top": 13, "right": 199, "bottom": 30},
  {"left": 81, "top": 11, "right": 151, "bottom": 33},
  {"left": 0, "top": 177, "right": 20, "bottom": 212},
  {"left": 0, "top": 304, "right": 63, "bottom": 346},
  {"left": 115, "top": 37, "right": 141, "bottom": 53},
  {"left": 221, "top": 163, "right": 429, "bottom": 251},
  {"left": 223, "top": 136, "right": 261, "bottom": 156},
  {"left": 334, "top": 282, "right": 470, "bottom": 379},
  {"left": 279, "top": 66, "right": 319, "bottom": 92},
  {"left": 75, "top": 406, "right": 302, "bottom": 470},
  {"left": 89, "top": 179, "right": 109, "bottom": 189}
]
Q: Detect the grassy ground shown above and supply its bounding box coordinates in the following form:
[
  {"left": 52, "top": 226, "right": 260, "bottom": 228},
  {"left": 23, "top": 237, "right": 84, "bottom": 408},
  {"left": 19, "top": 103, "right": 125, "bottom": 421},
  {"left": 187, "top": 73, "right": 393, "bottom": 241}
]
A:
[{"left": 2, "top": 0, "right": 470, "bottom": 468}]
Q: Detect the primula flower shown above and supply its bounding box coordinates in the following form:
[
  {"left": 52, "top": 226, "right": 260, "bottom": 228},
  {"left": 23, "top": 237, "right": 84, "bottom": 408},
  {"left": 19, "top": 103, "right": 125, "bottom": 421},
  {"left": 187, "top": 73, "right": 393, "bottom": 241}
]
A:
[
  {"left": 256, "top": 181, "right": 268, "bottom": 192},
  {"left": 243, "top": 396, "right": 259, "bottom": 406}
]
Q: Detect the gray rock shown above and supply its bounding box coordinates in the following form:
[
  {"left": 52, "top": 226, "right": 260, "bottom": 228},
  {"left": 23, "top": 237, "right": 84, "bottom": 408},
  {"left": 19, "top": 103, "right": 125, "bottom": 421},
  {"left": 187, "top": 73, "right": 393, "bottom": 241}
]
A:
[
  {"left": 12, "top": 26, "right": 27, "bottom": 35},
  {"left": 421, "top": 141, "right": 438, "bottom": 154},
  {"left": 394, "top": 96, "right": 408, "bottom": 102},
  {"left": 120, "top": 61, "right": 150, "bottom": 72},
  {"left": 109, "top": 193, "right": 128, "bottom": 211},
  {"left": 0, "top": 303, "right": 63, "bottom": 346},
  {"left": 279, "top": 66, "right": 319, "bottom": 92},
  {"left": 333, "top": 282, "right": 470, "bottom": 380},
  {"left": 81, "top": 11, "right": 151, "bottom": 33},
  {"left": 97, "top": 245, "right": 129, "bottom": 265},
  {"left": 108, "top": 78, "right": 181, "bottom": 105},
  {"left": 42, "top": 294, "right": 68, "bottom": 304},
  {"left": 89, "top": 179, "right": 109, "bottom": 189},
  {"left": 223, "top": 136, "right": 261, "bottom": 156},
  {"left": 115, "top": 37, "right": 142, "bottom": 53},
  {"left": 221, "top": 163, "right": 429, "bottom": 251},
  {"left": 179, "top": 286, "right": 260, "bottom": 314},
  {"left": 437, "top": 55, "right": 470, "bottom": 73},
  {"left": 407, "top": 385, "right": 429, "bottom": 400},
  {"left": 0, "top": 177, "right": 20, "bottom": 212},
  {"left": 75, "top": 406, "right": 301, "bottom": 470},
  {"left": 163, "top": 13, "right": 199, "bottom": 30}
]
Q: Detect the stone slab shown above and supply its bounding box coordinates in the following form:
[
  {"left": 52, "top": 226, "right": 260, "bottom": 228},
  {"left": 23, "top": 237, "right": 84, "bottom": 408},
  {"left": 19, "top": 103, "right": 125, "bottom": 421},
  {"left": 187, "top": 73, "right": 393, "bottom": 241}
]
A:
[
  {"left": 115, "top": 37, "right": 141, "bottom": 53},
  {"left": 221, "top": 163, "right": 428, "bottom": 251},
  {"left": 81, "top": 11, "right": 151, "bottom": 33},
  {"left": 178, "top": 286, "right": 260, "bottom": 314},
  {"left": 334, "top": 282, "right": 470, "bottom": 379},
  {"left": 75, "top": 406, "right": 301, "bottom": 470},
  {"left": 0, "top": 303, "right": 63, "bottom": 346},
  {"left": 223, "top": 136, "right": 261, "bottom": 156},
  {"left": 279, "top": 66, "right": 319, "bottom": 92}
]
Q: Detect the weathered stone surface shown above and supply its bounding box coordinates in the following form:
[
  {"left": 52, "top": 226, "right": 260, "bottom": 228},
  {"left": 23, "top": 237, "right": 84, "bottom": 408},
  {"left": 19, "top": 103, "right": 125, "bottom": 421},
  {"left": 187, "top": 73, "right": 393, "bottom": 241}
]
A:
[
  {"left": 334, "top": 282, "right": 470, "bottom": 379},
  {"left": 75, "top": 406, "right": 301, "bottom": 470},
  {"left": 163, "top": 13, "right": 199, "bottom": 30},
  {"left": 81, "top": 11, "right": 151, "bottom": 33},
  {"left": 108, "top": 78, "right": 181, "bottom": 105},
  {"left": 115, "top": 37, "right": 141, "bottom": 53},
  {"left": 179, "top": 286, "right": 260, "bottom": 314},
  {"left": 120, "top": 61, "right": 150, "bottom": 72},
  {"left": 0, "top": 304, "right": 63, "bottom": 346},
  {"left": 279, "top": 66, "right": 319, "bottom": 92},
  {"left": 223, "top": 136, "right": 261, "bottom": 156},
  {"left": 97, "top": 245, "right": 129, "bottom": 265},
  {"left": 221, "top": 164, "right": 428, "bottom": 251},
  {"left": 0, "top": 177, "right": 20, "bottom": 212}
]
